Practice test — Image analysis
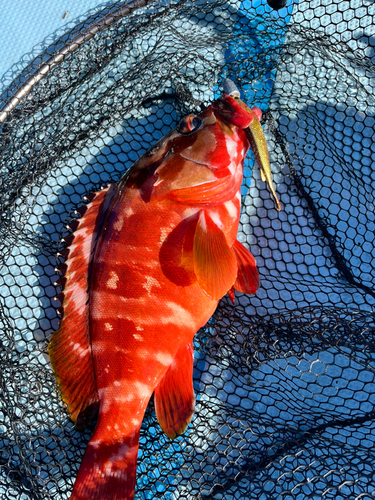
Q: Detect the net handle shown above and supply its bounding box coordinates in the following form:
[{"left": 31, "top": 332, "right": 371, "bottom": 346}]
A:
[{"left": 0, "top": 0, "right": 155, "bottom": 126}]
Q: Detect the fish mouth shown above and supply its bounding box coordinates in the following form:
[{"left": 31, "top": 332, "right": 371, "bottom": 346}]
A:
[{"left": 222, "top": 78, "right": 281, "bottom": 211}]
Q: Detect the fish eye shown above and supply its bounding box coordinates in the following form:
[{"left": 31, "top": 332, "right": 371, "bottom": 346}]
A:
[{"left": 177, "top": 114, "right": 203, "bottom": 135}]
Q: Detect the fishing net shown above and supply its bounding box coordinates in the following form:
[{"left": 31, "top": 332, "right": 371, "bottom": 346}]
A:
[{"left": 1, "top": 0, "right": 375, "bottom": 498}]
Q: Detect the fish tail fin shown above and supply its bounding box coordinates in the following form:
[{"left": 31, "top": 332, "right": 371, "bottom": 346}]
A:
[{"left": 70, "top": 430, "right": 140, "bottom": 500}]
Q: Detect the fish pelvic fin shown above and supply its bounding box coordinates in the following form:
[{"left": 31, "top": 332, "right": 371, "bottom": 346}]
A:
[
  {"left": 193, "top": 210, "right": 238, "bottom": 300},
  {"left": 154, "top": 342, "right": 195, "bottom": 439},
  {"left": 49, "top": 185, "right": 117, "bottom": 426},
  {"left": 188, "top": 212, "right": 260, "bottom": 301},
  {"left": 70, "top": 429, "right": 140, "bottom": 500}
]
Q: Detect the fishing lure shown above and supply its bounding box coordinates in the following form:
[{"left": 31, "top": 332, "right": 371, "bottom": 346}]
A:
[{"left": 49, "top": 79, "right": 280, "bottom": 500}]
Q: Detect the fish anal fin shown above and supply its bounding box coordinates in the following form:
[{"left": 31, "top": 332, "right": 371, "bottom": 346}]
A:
[
  {"left": 154, "top": 343, "right": 195, "bottom": 440},
  {"left": 232, "top": 239, "right": 260, "bottom": 295},
  {"left": 49, "top": 185, "right": 117, "bottom": 425},
  {"left": 193, "top": 211, "right": 237, "bottom": 300}
]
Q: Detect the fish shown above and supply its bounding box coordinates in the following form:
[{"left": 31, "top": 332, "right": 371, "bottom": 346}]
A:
[{"left": 48, "top": 79, "right": 279, "bottom": 500}]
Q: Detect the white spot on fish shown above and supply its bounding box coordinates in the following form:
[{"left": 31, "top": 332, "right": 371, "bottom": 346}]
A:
[
  {"left": 113, "top": 217, "right": 124, "bottom": 232},
  {"left": 105, "top": 322, "right": 113, "bottom": 331},
  {"left": 67, "top": 281, "right": 87, "bottom": 310},
  {"left": 113, "top": 443, "right": 132, "bottom": 461},
  {"left": 123, "top": 206, "right": 135, "bottom": 217},
  {"left": 159, "top": 227, "right": 170, "bottom": 243},
  {"left": 107, "top": 271, "right": 119, "bottom": 289},
  {"left": 163, "top": 301, "right": 196, "bottom": 327},
  {"left": 208, "top": 211, "right": 223, "bottom": 229},
  {"left": 114, "top": 345, "right": 130, "bottom": 355},
  {"left": 69, "top": 342, "right": 89, "bottom": 358},
  {"left": 200, "top": 212, "right": 207, "bottom": 232},
  {"left": 133, "top": 333, "right": 144, "bottom": 341},
  {"left": 101, "top": 298, "right": 197, "bottom": 328},
  {"left": 155, "top": 351, "right": 173, "bottom": 366},
  {"left": 134, "top": 381, "right": 150, "bottom": 396},
  {"left": 226, "top": 135, "right": 238, "bottom": 160},
  {"left": 136, "top": 325, "right": 144, "bottom": 331},
  {"left": 142, "top": 275, "right": 161, "bottom": 294},
  {"left": 227, "top": 160, "right": 237, "bottom": 175},
  {"left": 104, "top": 464, "right": 115, "bottom": 476},
  {"left": 92, "top": 339, "right": 111, "bottom": 354},
  {"left": 224, "top": 200, "right": 238, "bottom": 219}
]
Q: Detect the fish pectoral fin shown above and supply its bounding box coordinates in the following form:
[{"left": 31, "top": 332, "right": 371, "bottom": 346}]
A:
[
  {"left": 232, "top": 239, "right": 260, "bottom": 295},
  {"left": 193, "top": 210, "right": 238, "bottom": 300},
  {"left": 154, "top": 343, "right": 195, "bottom": 440}
]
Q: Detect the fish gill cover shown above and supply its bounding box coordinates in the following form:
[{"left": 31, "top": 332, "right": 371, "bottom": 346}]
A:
[{"left": 0, "top": 0, "right": 375, "bottom": 498}]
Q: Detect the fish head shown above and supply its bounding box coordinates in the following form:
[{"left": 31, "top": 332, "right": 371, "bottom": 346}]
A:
[
  {"left": 145, "top": 87, "right": 256, "bottom": 205},
  {"left": 210, "top": 93, "right": 254, "bottom": 129}
]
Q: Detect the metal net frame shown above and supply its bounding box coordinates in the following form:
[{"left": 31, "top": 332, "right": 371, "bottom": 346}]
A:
[{"left": 1, "top": 0, "right": 375, "bottom": 498}]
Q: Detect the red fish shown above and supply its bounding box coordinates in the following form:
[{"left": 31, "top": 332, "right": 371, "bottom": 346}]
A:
[{"left": 49, "top": 80, "right": 272, "bottom": 499}]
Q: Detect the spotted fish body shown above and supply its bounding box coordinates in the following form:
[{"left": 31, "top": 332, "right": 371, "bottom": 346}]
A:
[{"left": 49, "top": 84, "right": 270, "bottom": 499}]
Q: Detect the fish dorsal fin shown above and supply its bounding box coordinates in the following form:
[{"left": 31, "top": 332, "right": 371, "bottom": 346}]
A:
[
  {"left": 49, "top": 184, "right": 117, "bottom": 426},
  {"left": 232, "top": 239, "right": 260, "bottom": 295},
  {"left": 193, "top": 210, "right": 238, "bottom": 300},
  {"left": 154, "top": 343, "right": 195, "bottom": 439}
]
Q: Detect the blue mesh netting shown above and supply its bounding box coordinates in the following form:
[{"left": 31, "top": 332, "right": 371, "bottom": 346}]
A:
[{"left": 1, "top": 0, "right": 375, "bottom": 498}]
